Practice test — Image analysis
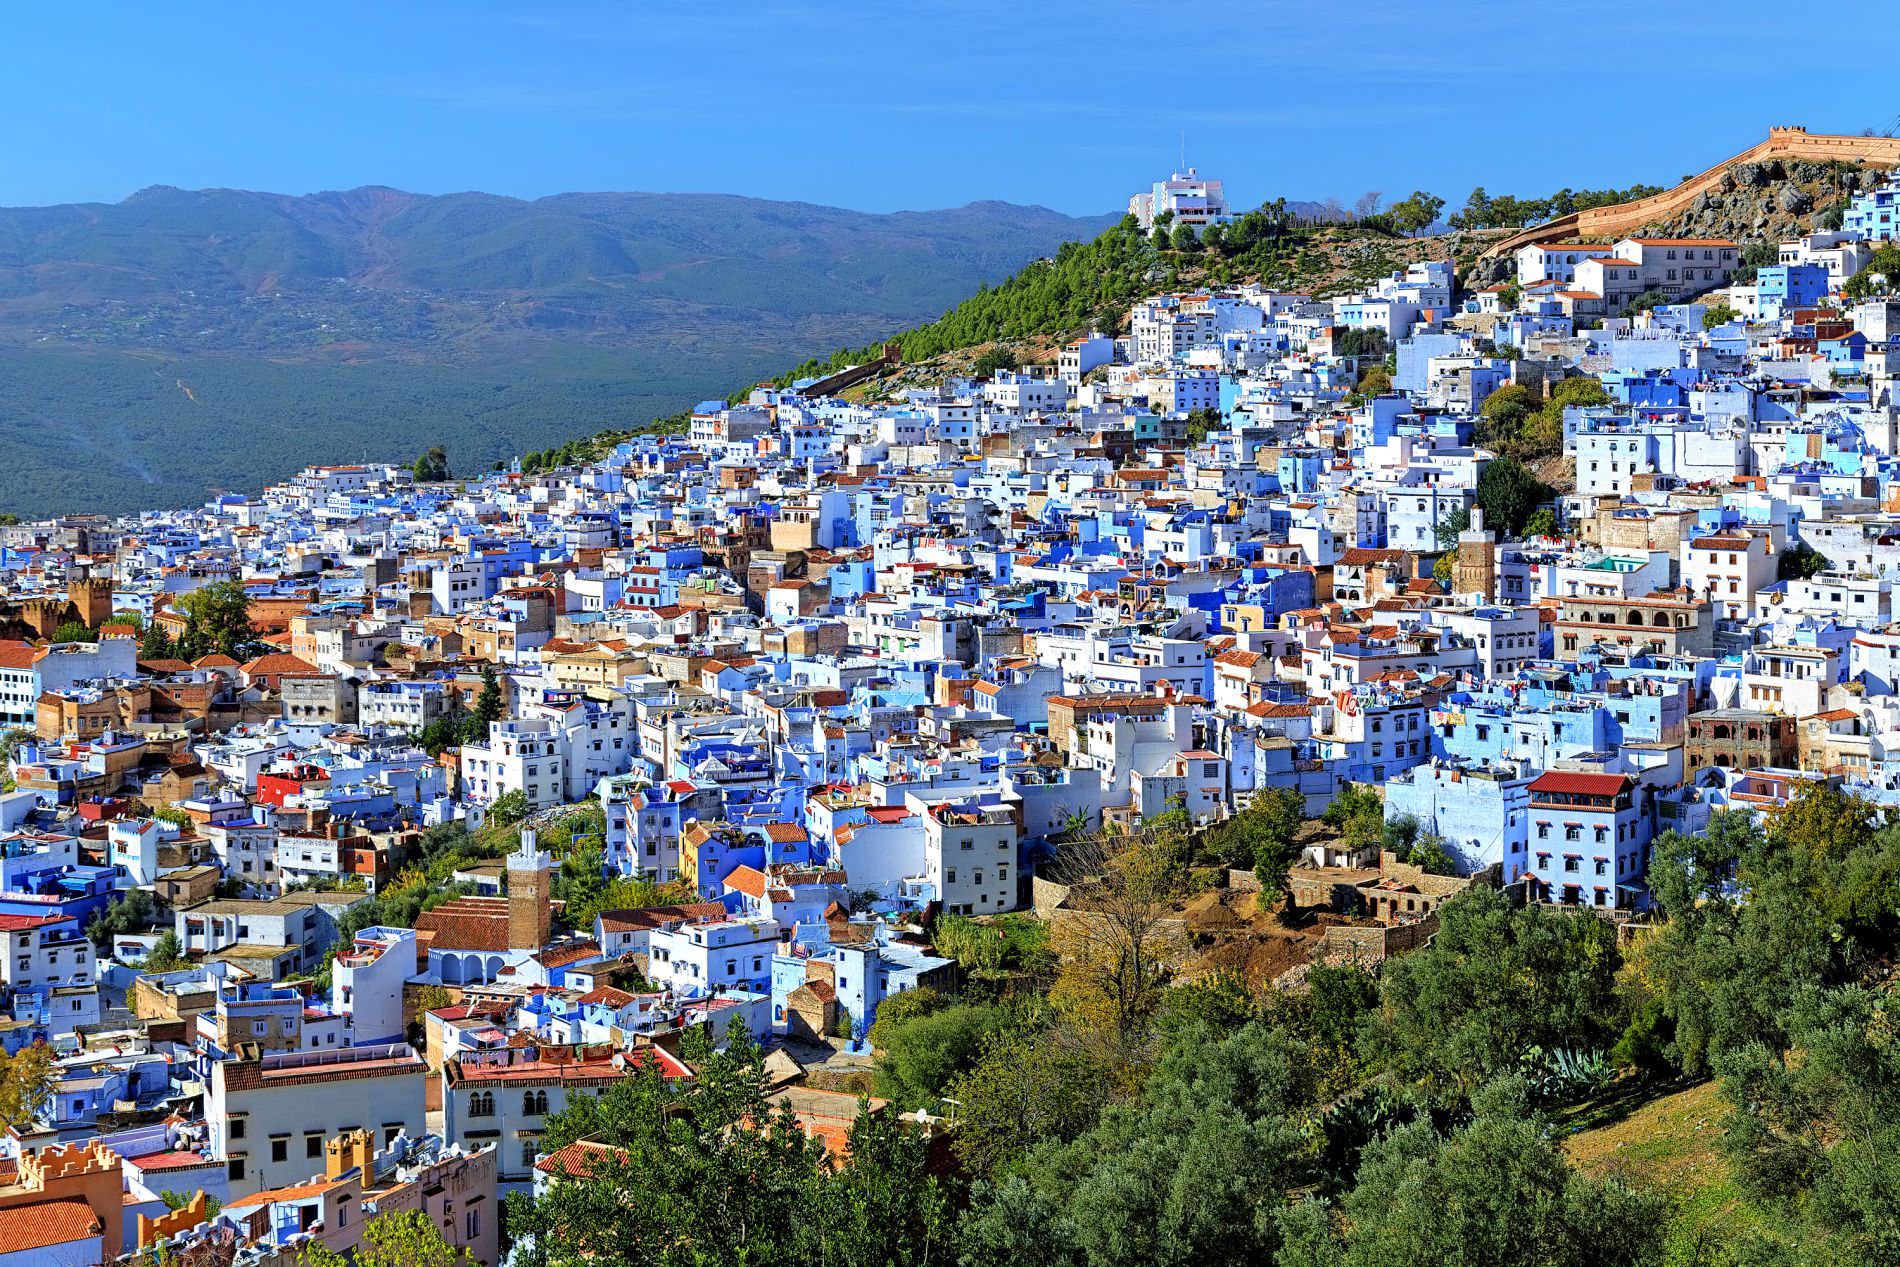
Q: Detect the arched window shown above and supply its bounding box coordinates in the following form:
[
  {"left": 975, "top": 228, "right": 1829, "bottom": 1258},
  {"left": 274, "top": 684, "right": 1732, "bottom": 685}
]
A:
[{"left": 470, "top": 1091, "right": 494, "bottom": 1117}]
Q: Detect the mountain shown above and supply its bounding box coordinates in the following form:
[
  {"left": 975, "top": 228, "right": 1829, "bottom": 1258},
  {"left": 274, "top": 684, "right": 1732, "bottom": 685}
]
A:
[{"left": 0, "top": 186, "right": 1116, "bottom": 515}]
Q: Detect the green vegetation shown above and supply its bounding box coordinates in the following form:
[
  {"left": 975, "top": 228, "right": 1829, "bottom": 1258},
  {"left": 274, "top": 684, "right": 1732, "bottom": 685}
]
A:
[
  {"left": 0, "top": 190, "right": 1112, "bottom": 515},
  {"left": 412, "top": 445, "right": 452, "bottom": 483},
  {"left": 1199, "top": 786, "right": 1305, "bottom": 901},
  {"left": 142, "top": 931, "right": 187, "bottom": 972},
  {"left": 299, "top": 1208, "right": 474, "bottom": 1266},
  {"left": 504, "top": 1025, "right": 956, "bottom": 1267},
  {"left": 1844, "top": 241, "right": 1900, "bottom": 299},
  {"left": 87, "top": 888, "right": 157, "bottom": 950},
  {"left": 1478, "top": 376, "right": 1608, "bottom": 463},
  {"left": 1778, "top": 541, "right": 1828, "bottom": 580},
  {"left": 172, "top": 579, "right": 263, "bottom": 660},
  {"left": 1450, "top": 182, "right": 1670, "bottom": 230},
  {"left": 0, "top": 1043, "right": 57, "bottom": 1133},
  {"left": 1701, "top": 301, "right": 1739, "bottom": 329},
  {"left": 1388, "top": 189, "right": 1446, "bottom": 236},
  {"left": 1731, "top": 239, "right": 1780, "bottom": 285}
]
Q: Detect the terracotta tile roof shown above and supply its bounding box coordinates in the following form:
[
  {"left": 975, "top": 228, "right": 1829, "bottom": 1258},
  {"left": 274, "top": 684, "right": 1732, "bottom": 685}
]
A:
[
  {"left": 0, "top": 1199, "right": 102, "bottom": 1252},
  {"left": 535, "top": 1140, "right": 627, "bottom": 1179},
  {"left": 415, "top": 896, "right": 512, "bottom": 952},
  {"left": 724, "top": 865, "right": 768, "bottom": 899},
  {"left": 1528, "top": 771, "right": 1632, "bottom": 796},
  {"left": 223, "top": 1178, "right": 342, "bottom": 1212},
  {"left": 535, "top": 940, "right": 601, "bottom": 969},
  {"left": 596, "top": 902, "right": 725, "bottom": 933},
  {"left": 763, "top": 822, "right": 808, "bottom": 843},
  {"left": 242, "top": 652, "right": 319, "bottom": 676}
]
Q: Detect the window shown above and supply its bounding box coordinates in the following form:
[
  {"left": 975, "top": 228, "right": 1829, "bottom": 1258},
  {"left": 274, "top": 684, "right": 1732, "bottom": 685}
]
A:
[
  {"left": 467, "top": 1209, "right": 481, "bottom": 1240},
  {"left": 307, "top": 1134, "right": 323, "bottom": 1158},
  {"left": 230, "top": 1118, "right": 246, "bottom": 1140},
  {"left": 229, "top": 1158, "right": 245, "bottom": 1181}
]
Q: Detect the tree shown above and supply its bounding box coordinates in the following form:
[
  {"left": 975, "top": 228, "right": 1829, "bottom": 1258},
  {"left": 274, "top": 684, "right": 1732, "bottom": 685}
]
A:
[
  {"left": 1183, "top": 407, "right": 1223, "bottom": 445},
  {"left": 300, "top": 1208, "right": 474, "bottom": 1267},
  {"left": 961, "top": 1022, "right": 1318, "bottom": 1267},
  {"left": 486, "top": 789, "right": 530, "bottom": 829},
  {"left": 1169, "top": 221, "right": 1199, "bottom": 252},
  {"left": 412, "top": 446, "right": 452, "bottom": 484},
  {"left": 1434, "top": 506, "right": 1471, "bottom": 553},
  {"left": 0, "top": 1042, "right": 56, "bottom": 1131},
  {"left": 1452, "top": 186, "right": 1490, "bottom": 230},
  {"left": 972, "top": 346, "right": 1020, "bottom": 379},
  {"left": 1353, "top": 191, "right": 1385, "bottom": 219},
  {"left": 870, "top": 1001, "right": 1011, "bottom": 1109},
  {"left": 173, "top": 579, "right": 259, "bottom": 660},
  {"left": 1353, "top": 366, "right": 1391, "bottom": 400},
  {"left": 1201, "top": 787, "right": 1305, "bottom": 900},
  {"left": 86, "top": 887, "right": 155, "bottom": 951},
  {"left": 465, "top": 666, "right": 505, "bottom": 743},
  {"left": 140, "top": 619, "right": 175, "bottom": 661},
  {"left": 1048, "top": 825, "right": 1190, "bottom": 1037},
  {"left": 0, "top": 728, "right": 32, "bottom": 767},
  {"left": 142, "top": 930, "right": 187, "bottom": 972},
  {"left": 1701, "top": 301, "right": 1739, "bottom": 330},
  {"left": 505, "top": 1027, "right": 956, "bottom": 1267},
  {"left": 1523, "top": 507, "right": 1562, "bottom": 539},
  {"left": 1474, "top": 455, "right": 1554, "bottom": 538},
  {"left": 946, "top": 1022, "right": 1108, "bottom": 1177},
  {"left": 50, "top": 621, "right": 96, "bottom": 643},
  {"left": 1475, "top": 383, "right": 1535, "bottom": 450},
  {"left": 1717, "top": 983, "right": 1900, "bottom": 1259},
  {"left": 1390, "top": 190, "right": 1446, "bottom": 236},
  {"left": 1278, "top": 1078, "right": 1660, "bottom": 1267},
  {"left": 1364, "top": 887, "right": 1623, "bottom": 1097},
  {"left": 1778, "top": 541, "right": 1828, "bottom": 580}
]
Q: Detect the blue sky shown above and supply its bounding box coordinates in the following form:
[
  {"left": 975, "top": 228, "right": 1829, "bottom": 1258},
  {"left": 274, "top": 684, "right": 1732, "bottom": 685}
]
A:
[{"left": 7, "top": 0, "right": 1896, "bottom": 216}]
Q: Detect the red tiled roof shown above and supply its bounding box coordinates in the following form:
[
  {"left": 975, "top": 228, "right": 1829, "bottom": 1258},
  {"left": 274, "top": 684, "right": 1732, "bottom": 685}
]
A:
[
  {"left": 534, "top": 1140, "right": 627, "bottom": 1179},
  {"left": 1528, "top": 771, "right": 1632, "bottom": 796},
  {"left": 724, "top": 865, "right": 769, "bottom": 899},
  {"left": 0, "top": 1199, "right": 102, "bottom": 1252}
]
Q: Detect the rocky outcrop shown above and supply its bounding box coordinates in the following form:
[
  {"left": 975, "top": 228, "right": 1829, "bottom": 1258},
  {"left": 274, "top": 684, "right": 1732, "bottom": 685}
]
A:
[{"left": 1480, "top": 127, "right": 1900, "bottom": 259}]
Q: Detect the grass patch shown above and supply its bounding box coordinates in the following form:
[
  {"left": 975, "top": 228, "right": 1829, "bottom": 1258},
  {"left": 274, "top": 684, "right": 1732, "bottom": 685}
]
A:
[{"left": 1561, "top": 1079, "right": 1806, "bottom": 1265}]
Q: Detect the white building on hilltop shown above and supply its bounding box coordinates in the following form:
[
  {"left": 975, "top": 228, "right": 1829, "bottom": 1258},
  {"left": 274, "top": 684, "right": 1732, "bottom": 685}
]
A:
[{"left": 1130, "top": 168, "right": 1231, "bottom": 231}]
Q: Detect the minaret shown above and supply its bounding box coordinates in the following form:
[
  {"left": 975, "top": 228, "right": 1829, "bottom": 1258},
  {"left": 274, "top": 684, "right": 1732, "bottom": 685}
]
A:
[
  {"left": 1454, "top": 508, "right": 1498, "bottom": 601},
  {"left": 507, "top": 827, "right": 554, "bottom": 951}
]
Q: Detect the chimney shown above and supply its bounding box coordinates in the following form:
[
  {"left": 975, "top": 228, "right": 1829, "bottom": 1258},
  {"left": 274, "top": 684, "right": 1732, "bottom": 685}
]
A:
[{"left": 324, "top": 1128, "right": 375, "bottom": 1180}]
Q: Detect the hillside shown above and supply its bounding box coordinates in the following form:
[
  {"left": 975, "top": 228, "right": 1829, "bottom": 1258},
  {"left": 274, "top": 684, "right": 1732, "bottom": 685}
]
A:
[
  {"left": 1561, "top": 1080, "right": 1809, "bottom": 1263},
  {"left": 0, "top": 187, "right": 1115, "bottom": 516},
  {"left": 744, "top": 208, "right": 1460, "bottom": 403}
]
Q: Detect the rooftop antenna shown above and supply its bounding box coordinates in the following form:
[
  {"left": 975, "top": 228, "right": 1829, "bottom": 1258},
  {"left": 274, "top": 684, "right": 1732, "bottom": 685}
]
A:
[{"left": 1179, "top": 131, "right": 1186, "bottom": 173}]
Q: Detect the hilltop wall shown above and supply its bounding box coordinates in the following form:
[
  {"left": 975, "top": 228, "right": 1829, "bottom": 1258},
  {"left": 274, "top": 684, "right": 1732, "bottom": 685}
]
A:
[{"left": 1481, "top": 128, "right": 1900, "bottom": 259}]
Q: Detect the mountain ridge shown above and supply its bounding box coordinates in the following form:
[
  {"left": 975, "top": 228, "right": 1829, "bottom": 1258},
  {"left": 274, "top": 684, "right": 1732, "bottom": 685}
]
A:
[{"left": 0, "top": 186, "right": 1121, "bottom": 516}]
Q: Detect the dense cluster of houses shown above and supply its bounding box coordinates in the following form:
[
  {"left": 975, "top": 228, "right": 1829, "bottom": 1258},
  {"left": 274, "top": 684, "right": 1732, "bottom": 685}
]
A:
[{"left": 0, "top": 166, "right": 1899, "bottom": 1261}]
